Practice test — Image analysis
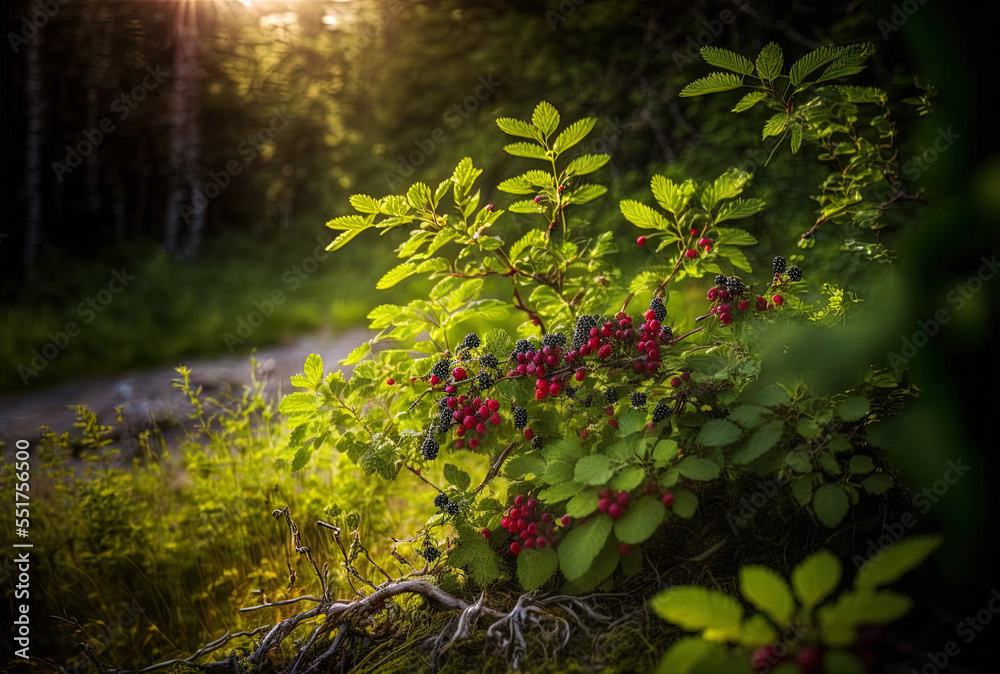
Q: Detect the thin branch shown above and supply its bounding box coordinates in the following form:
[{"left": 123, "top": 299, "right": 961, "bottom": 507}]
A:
[{"left": 238, "top": 595, "right": 323, "bottom": 613}]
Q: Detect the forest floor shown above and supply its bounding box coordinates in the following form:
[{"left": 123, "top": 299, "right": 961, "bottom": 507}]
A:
[{"left": 0, "top": 326, "right": 371, "bottom": 447}]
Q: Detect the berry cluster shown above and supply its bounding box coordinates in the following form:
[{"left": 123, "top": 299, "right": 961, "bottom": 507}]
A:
[
  {"left": 434, "top": 492, "right": 460, "bottom": 516},
  {"left": 442, "top": 394, "right": 503, "bottom": 451},
  {"left": 419, "top": 541, "right": 441, "bottom": 562},
  {"left": 501, "top": 494, "right": 560, "bottom": 554},
  {"left": 652, "top": 399, "right": 672, "bottom": 423},
  {"left": 506, "top": 337, "right": 570, "bottom": 400},
  {"left": 771, "top": 255, "right": 803, "bottom": 283},
  {"left": 597, "top": 488, "right": 633, "bottom": 519}
]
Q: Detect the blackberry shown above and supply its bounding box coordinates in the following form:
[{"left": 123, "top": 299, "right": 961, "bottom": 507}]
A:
[
  {"left": 565, "top": 385, "right": 578, "bottom": 400},
  {"left": 772, "top": 256, "right": 787, "bottom": 275},
  {"left": 649, "top": 297, "right": 667, "bottom": 322},
  {"left": 660, "top": 326, "right": 673, "bottom": 342},
  {"left": 542, "top": 332, "right": 567, "bottom": 348},
  {"left": 421, "top": 436, "right": 440, "bottom": 461},
  {"left": 421, "top": 543, "right": 440, "bottom": 562},
  {"left": 480, "top": 353, "right": 500, "bottom": 370},
  {"left": 787, "top": 265, "right": 802, "bottom": 282},
  {"left": 513, "top": 406, "right": 528, "bottom": 430},
  {"left": 445, "top": 501, "right": 460, "bottom": 516},
  {"left": 462, "top": 333, "right": 481, "bottom": 349},
  {"left": 477, "top": 371, "right": 494, "bottom": 389},
  {"left": 437, "top": 396, "right": 451, "bottom": 410},
  {"left": 455, "top": 347, "right": 471, "bottom": 362},
  {"left": 433, "top": 493, "right": 449, "bottom": 510},
  {"left": 582, "top": 394, "right": 594, "bottom": 408},
  {"left": 630, "top": 391, "right": 648, "bottom": 408},
  {"left": 604, "top": 387, "right": 618, "bottom": 404},
  {"left": 430, "top": 358, "right": 451, "bottom": 379},
  {"left": 513, "top": 339, "right": 533, "bottom": 356},
  {"left": 437, "top": 409, "right": 454, "bottom": 433},
  {"left": 714, "top": 274, "right": 727, "bottom": 286},
  {"left": 725, "top": 277, "right": 746, "bottom": 297},
  {"left": 652, "top": 400, "right": 672, "bottom": 423},
  {"left": 571, "top": 315, "right": 599, "bottom": 350},
  {"left": 531, "top": 436, "right": 544, "bottom": 450}
]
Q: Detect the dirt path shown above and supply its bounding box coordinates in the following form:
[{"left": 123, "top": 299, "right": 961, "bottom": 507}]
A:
[{"left": 0, "top": 327, "right": 372, "bottom": 444}]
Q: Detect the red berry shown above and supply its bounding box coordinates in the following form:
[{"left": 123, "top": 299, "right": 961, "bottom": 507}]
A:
[
  {"left": 455, "top": 439, "right": 465, "bottom": 449},
  {"left": 685, "top": 249, "right": 697, "bottom": 258},
  {"left": 452, "top": 367, "right": 466, "bottom": 380},
  {"left": 773, "top": 294, "right": 784, "bottom": 306},
  {"left": 414, "top": 468, "right": 421, "bottom": 475},
  {"left": 637, "top": 236, "right": 647, "bottom": 246},
  {"left": 643, "top": 483, "right": 658, "bottom": 495},
  {"left": 386, "top": 378, "right": 395, "bottom": 385},
  {"left": 598, "top": 345, "right": 613, "bottom": 359},
  {"left": 618, "top": 543, "right": 632, "bottom": 555},
  {"left": 608, "top": 503, "right": 625, "bottom": 519},
  {"left": 527, "top": 498, "right": 537, "bottom": 509},
  {"left": 575, "top": 369, "right": 586, "bottom": 382},
  {"left": 560, "top": 515, "right": 572, "bottom": 526},
  {"left": 681, "top": 371, "right": 690, "bottom": 382},
  {"left": 536, "top": 537, "right": 548, "bottom": 548},
  {"left": 523, "top": 537, "right": 535, "bottom": 549},
  {"left": 707, "top": 287, "right": 719, "bottom": 301},
  {"left": 524, "top": 428, "right": 535, "bottom": 440},
  {"left": 514, "top": 495, "right": 524, "bottom": 506},
  {"left": 704, "top": 245, "right": 712, "bottom": 252},
  {"left": 430, "top": 375, "right": 440, "bottom": 385},
  {"left": 490, "top": 412, "right": 502, "bottom": 425},
  {"left": 410, "top": 376, "right": 417, "bottom": 384},
  {"left": 750, "top": 645, "right": 777, "bottom": 671},
  {"left": 510, "top": 542, "right": 522, "bottom": 555},
  {"left": 501, "top": 517, "right": 511, "bottom": 529},
  {"left": 541, "top": 512, "right": 553, "bottom": 523},
  {"left": 796, "top": 646, "right": 822, "bottom": 673},
  {"left": 481, "top": 528, "right": 491, "bottom": 539},
  {"left": 487, "top": 398, "right": 500, "bottom": 411},
  {"left": 463, "top": 416, "right": 476, "bottom": 429},
  {"left": 719, "top": 312, "right": 733, "bottom": 325},
  {"left": 608, "top": 418, "right": 619, "bottom": 429},
  {"left": 469, "top": 437, "right": 480, "bottom": 449},
  {"left": 616, "top": 491, "right": 631, "bottom": 506},
  {"left": 671, "top": 377, "right": 681, "bottom": 387},
  {"left": 738, "top": 300, "right": 750, "bottom": 311},
  {"left": 644, "top": 309, "right": 657, "bottom": 321},
  {"left": 447, "top": 397, "right": 458, "bottom": 409},
  {"left": 549, "top": 383, "right": 563, "bottom": 396},
  {"left": 690, "top": 228, "right": 699, "bottom": 236},
  {"left": 526, "top": 522, "right": 538, "bottom": 535},
  {"left": 699, "top": 237, "right": 712, "bottom": 247},
  {"left": 599, "top": 488, "right": 611, "bottom": 498},
  {"left": 479, "top": 405, "right": 490, "bottom": 418},
  {"left": 662, "top": 492, "right": 674, "bottom": 507},
  {"left": 598, "top": 498, "right": 611, "bottom": 513}
]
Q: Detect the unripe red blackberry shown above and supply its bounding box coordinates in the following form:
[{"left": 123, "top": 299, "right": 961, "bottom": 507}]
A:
[
  {"left": 510, "top": 542, "right": 522, "bottom": 555},
  {"left": 685, "top": 249, "right": 697, "bottom": 258},
  {"left": 652, "top": 400, "right": 671, "bottom": 423},
  {"left": 787, "top": 265, "right": 802, "bottom": 282},
  {"left": 523, "top": 428, "right": 535, "bottom": 440},
  {"left": 630, "top": 391, "right": 647, "bottom": 408},
  {"left": 649, "top": 296, "right": 667, "bottom": 322},
  {"left": 772, "top": 255, "right": 787, "bottom": 275},
  {"left": 636, "top": 236, "right": 647, "bottom": 246},
  {"left": 618, "top": 542, "right": 632, "bottom": 555}
]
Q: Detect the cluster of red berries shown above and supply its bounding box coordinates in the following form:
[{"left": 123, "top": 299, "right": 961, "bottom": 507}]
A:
[
  {"left": 597, "top": 487, "right": 632, "bottom": 519},
  {"left": 506, "top": 343, "right": 575, "bottom": 400},
  {"left": 641, "top": 481, "right": 677, "bottom": 507},
  {"left": 501, "top": 494, "right": 561, "bottom": 555},
  {"left": 444, "top": 395, "right": 503, "bottom": 451},
  {"left": 751, "top": 644, "right": 823, "bottom": 674}
]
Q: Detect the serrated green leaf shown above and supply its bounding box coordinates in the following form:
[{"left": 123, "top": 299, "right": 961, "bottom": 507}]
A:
[
  {"left": 676, "top": 457, "right": 721, "bottom": 481},
  {"left": 497, "top": 175, "right": 535, "bottom": 195},
  {"left": 756, "top": 42, "right": 784, "bottom": 81},
  {"left": 575, "top": 454, "right": 614, "bottom": 485},
  {"left": 672, "top": 489, "right": 698, "bottom": 518},
  {"left": 762, "top": 113, "right": 789, "bottom": 140},
  {"left": 789, "top": 46, "right": 840, "bottom": 86},
  {"left": 566, "top": 488, "right": 600, "bottom": 518},
  {"left": 854, "top": 535, "right": 943, "bottom": 589},
  {"left": 543, "top": 460, "right": 576, "bottom": 486},
  {"left": 618, "top": 408, "right": 648, "bottom": 436},
  {"left": 614, "top": 496, "right": 666, "bottom": 544},
  {"left": 566, "top": 153, "right": 610, "bottom": 176},
  {"left": 567, "top": 184, "right": 607, "bottom": 205},
  {"left": 504, "top": 142, "right": 548, "bottom": 160},
  {"left": 303, "top": 353, "right": 323, "bottom": 387},
  {"left": 279, "top": 391, "right": 320, "bottom": 415},
  {"left": 620, "top": 199, "right": 666, "bottom": 230},
  {"left": 518, "top": 547, "right": 559, "bottom": 590},
  {"left": 653, "top": 439, "right": 679, "bottom": 463},
  {"left": 650, "top": 586, "right": 743, "bottom": 641},
  {"left": 729, "top": 421, "right": 782, "bottom": 466},
  {"left": 818, "top": 590, "right": 912, "bottom": 645},
  {"left": 697, "top": 419, "right": 742, "bottom": 447},
  {"left": 497, "top": 117, "right": 543, "bottom": 142},
  {"left": 848, "top": 455, "right": 875, "bottom": 474},
  {"left": 861, "top": 473, "right": 893, "bottom": 494},
  {"left": 790, "top": 123, "right": 803, "bottom": 154},
  {"left": 611, "top": 466, "right": 647, "bottom": 492},
  {"left": 290, "top": 445, "right": 314, "bottom": 472},
  {"left": 532, "top": 101, "right": 560, "bottom": 137},
  {"left": 339, "top": 342, "right": 370, "bottom": 366},
  {"left": 650, "top": 175, "right": 686, "bottom": 215},
  {"left": 450, "top": 524, "right": 500, "bottom": 586},
  {"left": 732, "top": 91, "right": 768, "bottom": 113},
  {"left": 740, "top": 566, "right": 794, "bottom": 625},
  {"left": 813, "top": 484, "right": 850, "bottom": 528},
  {"left": 701, "top": 46, "right": 755, "bottom": 75},
  {"left": 738, "top": 613, "right": 778, "bottom": 648},
  {"left": 553, "top": 117, "right": 597, "bottom": 153},
  {"left": 837, "top": 397, "right": 870, "bottom": 421},
  {"left": 558, "top": 514, "right": 612, "bottom": 580},
  {"left": 792, "top": 549, "right": 842, "bottom": 613},
  {"left": 680, "top": 72, "right": 744, "bottom": 97},
  {"left": 444, "top": 463, "right": 471, "bottom": 491}
]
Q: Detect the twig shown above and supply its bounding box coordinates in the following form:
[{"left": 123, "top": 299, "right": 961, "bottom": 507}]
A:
[
  {"left": 472, "top": 442, "right": 519, "bottom": 495},
  {"left": 238, "top": 595, "right": 323, "bottom": 613},
  {"left": 115, "top": 627, "right": 271, "bottom": 674}
]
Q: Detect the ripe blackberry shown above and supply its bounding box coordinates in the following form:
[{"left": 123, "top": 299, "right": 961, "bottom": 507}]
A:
[
  {"left": 513, "top": 339, "right": 533, "bottom": 357},
  {"left": 571, "top": 314, "right": 599, "bottom": 350},
  {"left": 477, "top": 371, "right": 494, "bottom": 389},
  {"left": 455, "top": 347, "right": 472, "bottom": 362},
  {"left": 437, "top": 409, "right": 454, "bottom": 433},
  {"left": 462, "top": 333, "right": 481, "bottom": 349},
  {"left": 604, "top": 387, "right": 618, "bottom": 404},
  {"left": 531, "top": 436, "right": 544, "bottom": 450},
  {"left": 421, "top": 543, "right": 440, "bottom": 562},
  {"left": 445, "top": 501, "right": 460, "bottom": 516},
  {"left": 649, "top": 297, "right": 667, "bottom": 322},
  {"left": 513, "top": 406, "right": 528, "bottom": 430},
  {"left": 787, "top": 265, "right": 802, "bottom": 282},
  {"left": 421, "top": 436, "right": 440, "bottom": 461},
  {"left": 582, "top": 394, "right": 594, "bottom": 408},
  {"left": 430, "top": 358, "right": 451, "bottom": 379},
  {"left": 725, "top": 277, "right": 746, "bottom": 297},
  {"left": 660, "top": 325, "right": 673, "bottom": 342},
  {"left": 565, "top": 385, "right": 578, "bottom": 400},
  {"left": 437, "top": 396, "right": 451, "bottom": 410},
  {"left": 542, "top": 332, "right": 567, "bottom": 348},
  {"left": 772, "top": 255, "right": 787, "bottom": 275},
  {"left": 714, "top": 274, "right": 727, "bottom": 287},
  {"left": 480, "top": 353, "right": 500, "bottom": 370},
  {"left": 652, "top": 400, "right": 672, "bottom": 423},
  {"left": 434, "top": 493, "right": 449, "bottom": 510},
  {"left": 630, "top": 391, "right": 648, "bottom": 408}
]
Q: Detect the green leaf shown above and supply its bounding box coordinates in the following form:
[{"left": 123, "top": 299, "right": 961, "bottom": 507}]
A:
[
  {"left": 653, "top": 439, "right": 679, "bottom": 463},
  {"left": 558, "top": 514, "right": 613, "bottom": 581},
  {"left": 861, "top": 473, "right": 893, "bottom": 495},
  {"left": 701, "top": 46, "right": 755, "bottom": 75},
  {"left": 567, "top": 184, "right": 607, "bottom": 205},
  {"left": 755, "top": 42, "right": 784, "bottom": 81},
  {"left": 553, "top": 117, "right": 597, "bottom": 153},
  {"left": 792, "top": 549, "right": 842, "bottom": 613},
  {"left": 303, "top": 354, "right": 323, "bottom": 388},
  {"left": 738, "top": 613, "right": 779, "bottom": 647},
  {"left": 789, "top": 46, "right": 840, "bottom": 85},
  {"left": 740, "top": 566, "right": 795, "bottom": 625},
  {"left": 655, "top": 638, "right": 738, "bottom": 674},
  {"left": 837, "top": 397, "right": 870, "bottom": 421},
  {"left": 543, "top": 438, "right": 585, "bottom": 463},
  {"left": 854, "top": 535, "right": 943, "bottom": 590},
  {"left": 615, "top": 496, "right": 666, "bottom": 544},
  {"left": 444, "top": 464, "right": 471, "bottom": 491},
  {"left": 791, "top": 474, "right": 818, "bottom": 506},
  {"left": 790, "top": 123, "right": 803, "bottom": 154},
  {"left": 822, "top": 651, "right": 866, "bottom": 674},
  {"left": 504, "top": 142, "right": 548, "bottom": 160},
  {"left": 680, "top": 72, "right": 744, "bottom": 97},
  {"left": 561, "top": 535, "right": 620, "bottom": 594},
  {"left": 574, "top": 454, "right": 614, "bottom": 485},
  {"left": 611, "top": 466, "right": 647, "bottom": 492},
  {"left": 517, "top": 547, "right": 559, "bottom": 590},
  {"left": 762, "top": 113, "right": 789, "bottom": 140},
  {"left": 290, "top": 445, "right": 314, "bottom": 472},
  {"left": 566, "top": 488, "right": 601, "bottom": 518},
  {"left": 729, "top": 421, "right": 783, "bottom": 465},
  {"left": 732, "top": 91, "right": 768, "bottom": 113},
  {"left": 509, "top": 229, "right": 548, "bottom": 261},
  {"left": 279, "top": 391, "right": 320, "bottom": 415},
  {"left": 326, "top": 213, "right": 374, "bottom": 232},
  {"left": 817, "top": 43, "right": 875, "bottom": 83},
  {"left": 676, "top": 457, "right": 721, "bottom": 481},
  {"left": 566, "top": 153, "right": 610, "bottom": 176},
  {"left": 650, "top": 586, "right": 743, "bottom": 641},
  {"left": 620, "top": 199, "right": 666, "bottom": 230},
  {"left": 497, "top": 175, "right": 535, "bottom": 195},
  {"left": 813, "top": 484, "right": 850, "bottom": 528},
  {"left": 618, "top": 408, "right": 648, "bottom": 436},
  {"left": 848, "top": 455, "right": 875, "bottom": 474},
  {"left": 496, "top": 117, "right": 543, "bottom": 142},
  {"left": 712, "top": 226, "right": 758, "bottom": 246},
  {"left": 450, "top": 524, "right": 500, "bottom": 586},
  {"left": 696, "top": 419, "right": 742, "bottom": 447},
  {"left": 650, "top": 175, "right": 686, "bottom": 215},
  {"left": 785, "top": 449, "right": 812, "bottom": 473},
  {"left": 672, "top": 489, "right": 698, "bottom": 519},
  {"left": 543, "top": 460, "right": 575, "bottom": 486},
  {"left": 818, "top": 590, "right": 912, "bottom": 645},
  {"left": 532, "top": 101, "right": 560, "bottom": 137}
]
